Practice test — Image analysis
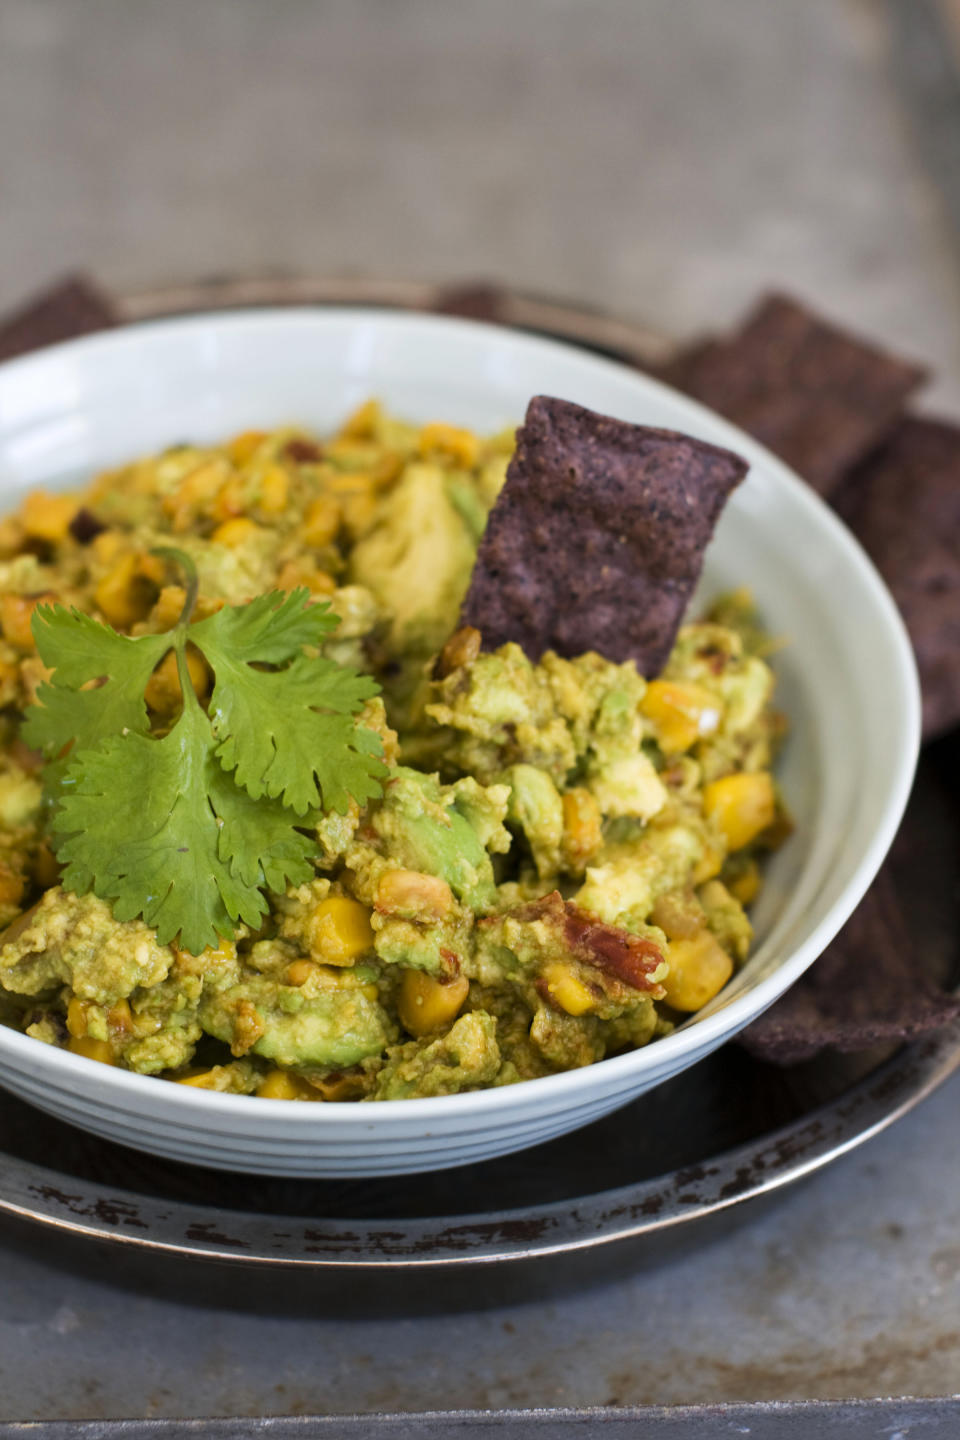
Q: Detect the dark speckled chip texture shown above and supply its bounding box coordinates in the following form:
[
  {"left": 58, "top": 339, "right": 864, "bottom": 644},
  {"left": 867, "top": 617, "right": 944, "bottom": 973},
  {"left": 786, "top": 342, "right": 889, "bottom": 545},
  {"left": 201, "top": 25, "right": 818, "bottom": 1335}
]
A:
[
  {"left": 661, "top": 294, "right": 925, "bottom": 495},
  {"left": 460, "top": 395, "right": 748, "bottom": 676}
]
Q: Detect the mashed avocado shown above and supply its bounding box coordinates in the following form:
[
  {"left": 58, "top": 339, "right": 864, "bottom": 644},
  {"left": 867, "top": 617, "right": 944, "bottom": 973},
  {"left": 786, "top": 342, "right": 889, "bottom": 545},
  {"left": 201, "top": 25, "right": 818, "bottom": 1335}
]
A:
[{"left": 0, "top": 403, "right": 786, "bottom": 1101}]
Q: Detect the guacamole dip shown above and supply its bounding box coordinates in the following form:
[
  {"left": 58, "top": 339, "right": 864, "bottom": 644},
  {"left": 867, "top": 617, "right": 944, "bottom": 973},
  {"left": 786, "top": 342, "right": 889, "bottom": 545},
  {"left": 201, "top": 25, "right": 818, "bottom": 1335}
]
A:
[{"left": 0, "top": 402, "right": 786, "bottom": 1101}]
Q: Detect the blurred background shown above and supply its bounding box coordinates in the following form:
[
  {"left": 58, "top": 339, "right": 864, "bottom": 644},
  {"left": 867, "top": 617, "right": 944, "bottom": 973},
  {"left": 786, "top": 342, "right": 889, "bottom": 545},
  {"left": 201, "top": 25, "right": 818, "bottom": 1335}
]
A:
[{"left": 1, "top": 0, "right": 960, "bottom": 409}]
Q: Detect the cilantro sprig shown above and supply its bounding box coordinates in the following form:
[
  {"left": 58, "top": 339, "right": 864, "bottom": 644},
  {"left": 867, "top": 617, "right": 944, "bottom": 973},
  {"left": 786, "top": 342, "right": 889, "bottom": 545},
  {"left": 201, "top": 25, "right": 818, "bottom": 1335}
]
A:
[{"left": 24, "top": 551, "right": 386, "bottom": 953}]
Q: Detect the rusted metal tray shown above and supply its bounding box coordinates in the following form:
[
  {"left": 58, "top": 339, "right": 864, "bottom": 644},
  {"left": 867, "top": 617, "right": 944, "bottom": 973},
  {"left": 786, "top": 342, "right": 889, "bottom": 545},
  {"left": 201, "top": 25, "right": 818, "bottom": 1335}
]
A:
[{"left": 1, "top": 277, "right": 958, "bottom": 1284}]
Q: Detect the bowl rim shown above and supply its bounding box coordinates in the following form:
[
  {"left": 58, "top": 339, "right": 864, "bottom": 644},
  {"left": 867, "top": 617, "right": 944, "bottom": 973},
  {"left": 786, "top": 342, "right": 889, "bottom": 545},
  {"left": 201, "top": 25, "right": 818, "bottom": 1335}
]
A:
[{"left": 0, "top": 305, "right": 922, "bottom": 1122}]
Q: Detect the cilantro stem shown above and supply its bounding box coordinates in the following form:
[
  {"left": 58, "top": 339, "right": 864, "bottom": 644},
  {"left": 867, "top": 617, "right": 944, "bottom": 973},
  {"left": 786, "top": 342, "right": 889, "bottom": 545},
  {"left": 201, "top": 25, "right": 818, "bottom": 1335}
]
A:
[
  {"left": 151, "top": 547, "right": 200, "bottom": 632},
  {"left": 151, "top": 547, "right": 202, "bottom": 711}
]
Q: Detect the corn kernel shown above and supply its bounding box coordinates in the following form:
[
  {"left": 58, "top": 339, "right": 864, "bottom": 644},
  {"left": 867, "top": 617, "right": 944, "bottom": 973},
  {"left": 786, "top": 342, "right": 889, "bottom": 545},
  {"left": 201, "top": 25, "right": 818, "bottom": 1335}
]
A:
[
  {"left": 338, "top": 398, "right": 382, "bottom": 440},
  {"left": 95, "top": 553, "right": 165, "bottom": 629},
  {"left": 20, "top": 490, "right": 78, "bottom": 544},
  {"left": 303, "top": 495, "right": 341, "bottom": 547},
  {"left": 151, "top": 585, "right": 188, "bottom": 630},
  {"left": 0, "top": 592, "right": 51, "bottom": 651},
  {"left": 68, "top": 1036, "right": 115, "bottom": 1065},
  {"left": 418, "top": 422, "right": 480, "bottom": 469},
  {"left": 703, "top": 772, "right": 776, "bottom": 852},
  {"left": 660, "top": 931, "right": 734, "bottom": 1012},
  {"left": 257, "top": 464, "right": 289, "bottom": 514},
  {"left": 211, "top": 516, "right": 261, "bottom": 548},
  {"left": 276, "top": 561, "right": 336, "bottom": 596},
  {"left": 227, "top": 429, "right": 268, "bottom": 465},
  {"left": 640, "top": 680, "right": 722, "bottom": 755},
  {"left": 561, "top": 788, "right": 603, "bottom": 871},
  {"left": 285, "top": 959, "right": 317, "bottom": 986},
  {"left": 541, "top": 961, "right": 596, "bottom": 1017},
  {"left": 342, "top": 491, "right": 377, "bottom": 538},
  {"left": 397, "top": 969, "right": 470, "bottom": 1037},
  {"left": 163, "top": 460, "right": 228, "bottom": 532},
  {"left": 107, "top": 999, "right": 134, "bottom": 1035},
  {"left": 91, "top": 529, "right": 125, "bottom": 564},
  {"left": 650, "top": 891, "right": 705, "bottom": 941},
  {"left": 311, "top": 1071, "right": 366, "bottom": 1102},
  {"left": 307, "top": 896, "right": 374, "bottom": 966},
  {"left": 212, "top": 474, "right": 248, "bottom": 522},
  {"left": 693, "top": 842, "right": 724, "bottom": 885},
  {"left": 144, "top": 646, "right": 210, "bottom": 714},
  {"left": 256, "top": 1069, "right": 317, "bottom": 1101},
  {"left": 66, "top": 997, "right": 88, "bottom": 1039},
  {"left": 176, "top": 1069, "right": 222, "bottom": 1089},
  {"left": 376, "top": 869, "right": 454, "bottom": 921}
]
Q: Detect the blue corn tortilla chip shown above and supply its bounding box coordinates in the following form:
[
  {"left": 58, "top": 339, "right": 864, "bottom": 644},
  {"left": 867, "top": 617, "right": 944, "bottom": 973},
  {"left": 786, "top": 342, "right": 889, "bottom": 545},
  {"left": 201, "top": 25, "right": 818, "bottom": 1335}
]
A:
[
  {"left": 660, "top": 294, "right": 926, "bottom": 495},
  {"left": 460, "top": 395, "right": 748, "bottom": 675}
]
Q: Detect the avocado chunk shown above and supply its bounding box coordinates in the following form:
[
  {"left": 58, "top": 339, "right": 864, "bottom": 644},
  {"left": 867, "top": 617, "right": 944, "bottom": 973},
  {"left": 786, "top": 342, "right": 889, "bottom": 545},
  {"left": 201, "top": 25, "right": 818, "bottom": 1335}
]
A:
[
  {"left": 350, "top": 462, "right": 477, "bottom": 655},
  {"left": 371, "top": 767, "right": 502, "bottom": 912},
  {"left": 371, "top": 1010, "right": 501, "bottom": 1099},
  {"left": 200, "top": 974, "right": 392, "bottom": 1069}
]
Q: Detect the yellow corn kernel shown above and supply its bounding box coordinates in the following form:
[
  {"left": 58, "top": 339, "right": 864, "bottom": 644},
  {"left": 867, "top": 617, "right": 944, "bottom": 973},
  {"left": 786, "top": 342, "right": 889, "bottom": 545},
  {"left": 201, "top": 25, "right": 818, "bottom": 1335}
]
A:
[
  {"left": 150, "top": 585, "right": 187, "bottom": 630},
  {"left": 0, "top": 592, "right": 51, "bottom": 651},
  {"left": 338, "top": 398, "right": 382, "bottom": 440},
  {"left": 256, "top": 1069, "right": 317, "bottom": 1101},
  {"left": 307, "top": 896, "right": 374, "bottom": 966},
  {"left": 693, "top": 841, "right": 724, "bottom": 885},
  {"left": 650, "top": 890, "right": 705, "bottom": 941},
  {"left": 107, "top": 999, "right": 134, "bottom": 1035},
  {"left": 703, "top": 772, "right": 776, "bottom": 852},
  {"left": 727, "top": 860, "right": 761, "bottom": 907},
  {"left": 212, "top": 474, "right": 248, "bottom": 522},
  {"left": 211, "top": 516, "right": 261, "bottom": 548},
  {"left": 342, "top": 491, "right": 377, "bottom": 538},
  {"left": 257, "top": 464, "right": 289, "bottom": 514},
  {"left": 660, "top": 931, "right": 734, "bottom": 1012},
  {"left": 561, "top": 788, "right": 603, "bottom": 870},
  {"left": 541, "top": 961, "right": 596, "bottom": 1017},
  {"left": 640, "top": 680, "right": 722, "bottom": 755},
  {"left": 176, "top": 1069, "right": 222, "bottom": 1089},
  {"left": 285, "top": 959, "right": 318, "bottom": 987},
  {"left": 418, "top": 422, "right": 480, "bottom": 469},
  {"left": 227, "top": 429, "right": 268, "bottom": 465},
  {"left": 144, "top": 646, "right": 210, "bottom": 714},
  {"left": 20, "top": 490, "right": 78, "bottom": 544},
  {"left": 326, "top": 469, "right": 375, "bottom": 496},
  {"left": 276, "top": 561, "right": 337, "bottom": 596},
  {"left": 376, "top": 869, "right": 454, "bottom": 921},
  {"left": 163, "top": 460, "right": 228, "bottom": 532},
  {"left": 68, "top": 1036, "right": 115, "bottom": 1065},
  {"left": 303, "top": 495, "right": 341, "bottom": 547},
  {"left": 66, "top": 997, "right": 89, "bottom": 1039},
  {"left": 95, "top": 553, "right": 165, "bottom": 629},
  {"left": 397, "top": 969, "right": 470, "bottom": 1037},
  {"left": 91, "top": 529, "right": 125, "bottom": 565},
  {"left": 311, "top": 1071, "right": 367, "bottom": 1102}
]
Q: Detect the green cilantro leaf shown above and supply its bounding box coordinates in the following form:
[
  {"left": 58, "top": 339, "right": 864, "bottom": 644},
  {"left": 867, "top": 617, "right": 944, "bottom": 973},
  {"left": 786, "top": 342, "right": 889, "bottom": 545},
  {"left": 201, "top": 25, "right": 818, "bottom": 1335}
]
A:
[
  {"left": 23, "top": 607, "right": 171, "bottom": 760},
  {"left": 26, "top": 556, "right": 386, "bottom": 950},
  {"left": 53, "top": 687, "right": 317, "bottom": 953},
  {"left": 192, "top": 590, "right": 386, "bottom": 815}
]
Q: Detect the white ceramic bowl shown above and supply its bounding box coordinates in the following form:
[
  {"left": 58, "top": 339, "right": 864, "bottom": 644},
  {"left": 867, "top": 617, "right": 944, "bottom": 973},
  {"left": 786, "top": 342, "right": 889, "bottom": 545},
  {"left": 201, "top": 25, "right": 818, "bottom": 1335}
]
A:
[{"left": 0, "top": 309, "right": 920, "bottom": 1176}]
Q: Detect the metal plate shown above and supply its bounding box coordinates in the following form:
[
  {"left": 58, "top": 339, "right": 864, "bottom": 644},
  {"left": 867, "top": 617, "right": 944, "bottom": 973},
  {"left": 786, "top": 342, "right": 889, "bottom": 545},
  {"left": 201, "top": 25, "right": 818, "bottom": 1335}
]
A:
[{"left": 1, "top": 277, "right": 958, "bottom": 1278}]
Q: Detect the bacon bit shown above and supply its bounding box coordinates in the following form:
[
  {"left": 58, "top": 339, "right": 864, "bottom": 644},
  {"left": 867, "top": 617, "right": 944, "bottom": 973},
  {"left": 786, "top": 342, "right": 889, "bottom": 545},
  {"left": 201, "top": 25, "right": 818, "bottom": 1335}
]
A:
[
  {"left": 507, "top": 891, "right": 666, "bottom": 996},
  {"left": 284, "top": 438, "right": 323, "bottom": 463},
  {"left": 68, "top": 507, "right": 107, "bottom": 544},
  {"left": 697, "top": 644, "right": 727, "bottom": 675},
  {"left": 439, "top": 948, "right": 462, "bottom": 978}
]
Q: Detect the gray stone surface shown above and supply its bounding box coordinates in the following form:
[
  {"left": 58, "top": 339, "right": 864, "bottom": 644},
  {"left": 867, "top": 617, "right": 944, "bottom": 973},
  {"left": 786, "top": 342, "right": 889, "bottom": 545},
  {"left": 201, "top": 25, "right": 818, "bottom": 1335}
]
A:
[
  {"left": 2, "top": 1071, "right": 960, "bottom": 1420},
  {"left": 1, "top": 0, "right": 959, "bottom": 409},
  {"left": 1, "top": 0, "right": 960, "bottom": 1421}
]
